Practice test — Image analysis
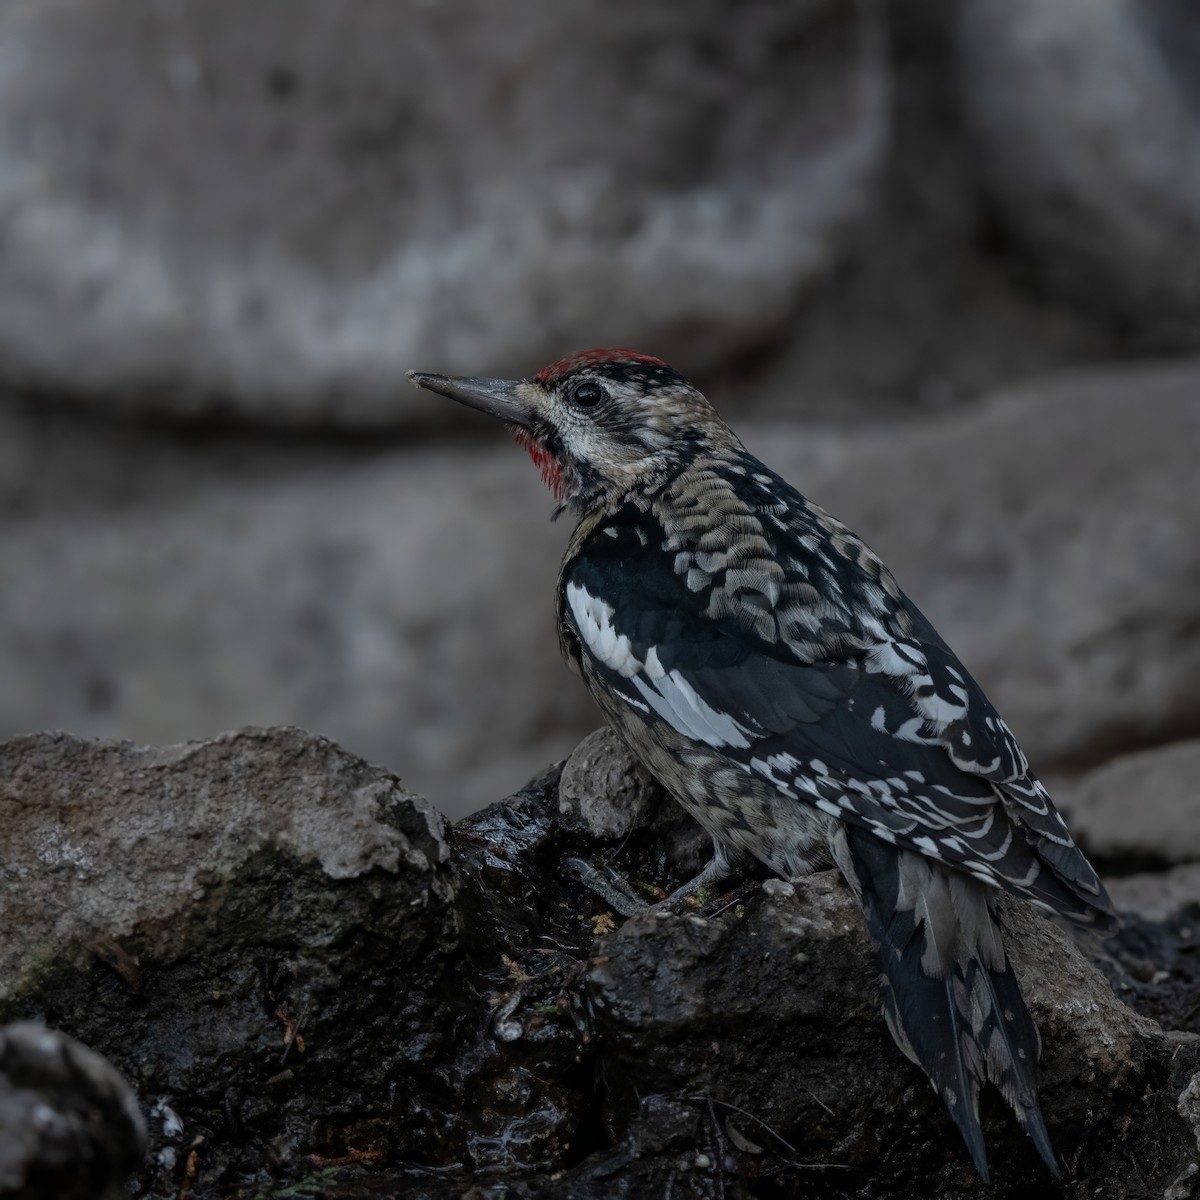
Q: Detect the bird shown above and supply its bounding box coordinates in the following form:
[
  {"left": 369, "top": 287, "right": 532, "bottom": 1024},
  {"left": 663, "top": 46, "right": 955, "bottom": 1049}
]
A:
[{"left": 408, "top": 348, "right": 1115, "bottom": 1181}]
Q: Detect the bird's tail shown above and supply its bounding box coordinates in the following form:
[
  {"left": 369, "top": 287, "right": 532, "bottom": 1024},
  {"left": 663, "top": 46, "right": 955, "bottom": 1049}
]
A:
[{"left": 834, "top": 827, "right": 1058, "bottom": 1181}]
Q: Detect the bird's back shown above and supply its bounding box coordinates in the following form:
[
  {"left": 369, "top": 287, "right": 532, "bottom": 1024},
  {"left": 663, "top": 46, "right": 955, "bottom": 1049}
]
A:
[{"left": 557, "top": 447, "right": 1113, "bottom": 929}]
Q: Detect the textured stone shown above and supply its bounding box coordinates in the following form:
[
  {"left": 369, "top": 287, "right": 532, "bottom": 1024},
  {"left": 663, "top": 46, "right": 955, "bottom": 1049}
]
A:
[
  {"left": 0, "top": 0, "right": 885, "bottom": 425},
  {"left": 0, "top": 726, "right": 452, "bottom": 1003},
  {"left": 958, "top": 0, "right": 1200, "bottom": 338},
  {"left": 584, "top": 871, "right": 1183, "bottom": 1189},
  {"left": 557, "top": 728, "right": 660, "bottom": 841},
  {"left": 588, "top": 878, "right": 1152, "bottom": 1089},
  {"left": 0, "top": 726, "right": 1194, "bottom": 1196}
]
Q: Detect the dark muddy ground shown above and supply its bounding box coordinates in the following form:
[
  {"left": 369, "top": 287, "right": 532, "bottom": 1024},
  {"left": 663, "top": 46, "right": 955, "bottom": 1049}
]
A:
[{"left": 4, "top": 736, "right": 1199, "bottom": 1200}]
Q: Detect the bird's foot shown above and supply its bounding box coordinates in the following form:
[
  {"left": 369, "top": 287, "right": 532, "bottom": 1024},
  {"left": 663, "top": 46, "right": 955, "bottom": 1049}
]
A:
[
  {"left": 566, "top": 848, "right": 739, "bottom": 918},
  {"left": 564, "top": 857, "right": 649, "bottom": 917}
]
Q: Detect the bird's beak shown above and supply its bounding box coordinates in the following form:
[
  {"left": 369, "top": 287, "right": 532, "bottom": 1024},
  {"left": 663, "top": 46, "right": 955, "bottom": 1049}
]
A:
[{"left": 407, "top": 370, "right": 532, "bottom": 428}]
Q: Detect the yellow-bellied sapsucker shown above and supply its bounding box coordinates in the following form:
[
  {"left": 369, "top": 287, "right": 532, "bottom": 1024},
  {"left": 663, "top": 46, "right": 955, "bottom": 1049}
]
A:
[{"left": 409, "top": 349, "right": 1115, "bottom": 1180}]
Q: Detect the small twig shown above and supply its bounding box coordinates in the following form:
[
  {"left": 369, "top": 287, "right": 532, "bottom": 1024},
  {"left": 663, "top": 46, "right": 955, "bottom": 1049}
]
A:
[
  {"left": 705, "top": 1095, "right": 727, "bottom": 1200},
  {"left": 281, "top": 1001, "right": 308, "bottom": 1065},
  {"left": 706, "top": 895, "right": 744, "bottom": 921},
  {"left": 306, "top": 1147, "right": 383, "bottom": 1168},
  {"left": 683, "top": 1094, "right": 849, "bottom": 1170}
]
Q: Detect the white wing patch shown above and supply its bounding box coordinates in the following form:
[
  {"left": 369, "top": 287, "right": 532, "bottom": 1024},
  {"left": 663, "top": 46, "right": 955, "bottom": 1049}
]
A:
[
  {"left": 865, "top": 637, "right": 1029, "bottom": 779},
  {"left": 631, "top": 672, "right": 753, "bottom": 750},
  {"left": 565, "top": 582, "right": 641, "bottom": 678},
  {"left": 566, "top": 581, "right": 754, "bottom": 749}
]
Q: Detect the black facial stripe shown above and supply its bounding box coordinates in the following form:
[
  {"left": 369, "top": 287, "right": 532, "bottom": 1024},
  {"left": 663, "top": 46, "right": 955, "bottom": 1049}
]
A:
[
  {"left": 596, "top": 405, "right": 650, "bottom": 440},
  {"left": 532, "top": 418, "right": 564, "bottom": 457}
]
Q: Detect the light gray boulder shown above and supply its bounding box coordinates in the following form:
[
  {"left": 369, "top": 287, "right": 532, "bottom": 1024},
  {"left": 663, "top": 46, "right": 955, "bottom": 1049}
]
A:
[
  {"left": 0, "top": 0, "right": 886, "bottom": 425},
  {"left": 0, "top": 726, "right": 453, "bottom": 1003}
]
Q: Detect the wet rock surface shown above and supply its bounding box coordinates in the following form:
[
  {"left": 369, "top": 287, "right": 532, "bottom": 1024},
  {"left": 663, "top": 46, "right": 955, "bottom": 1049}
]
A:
[
  {"left": 1102, "top": 867, "right": 1200, "bottom": 1044},
  {"left": 3, "top": 725, "right": 1200, "bottom": 1198}
]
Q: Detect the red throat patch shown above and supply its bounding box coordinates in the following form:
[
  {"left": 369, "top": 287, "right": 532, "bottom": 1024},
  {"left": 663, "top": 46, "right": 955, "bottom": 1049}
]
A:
[{"left": 511, "top": 427, "right": 567, "bottom": 503}]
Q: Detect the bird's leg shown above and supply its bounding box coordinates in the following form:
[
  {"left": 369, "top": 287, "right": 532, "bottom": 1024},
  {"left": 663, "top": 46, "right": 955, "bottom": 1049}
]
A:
[
  {"left": 565, "top": 856, "right": 647, "bottom": 917},
  {"left": 567, "top": 842, "right": 739, "bottom": 917},
  {"left": 654, "top": 842, "right": 737, "bottom": 912}
]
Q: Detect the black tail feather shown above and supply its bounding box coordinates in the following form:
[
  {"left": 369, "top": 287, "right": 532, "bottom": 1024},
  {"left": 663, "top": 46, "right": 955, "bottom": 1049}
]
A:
[
  {"left": 838, "top": 827, "right": 1057, "bottom": 1179},
  {"left": 975, "top": 954, "right": 1060, "bottom": 1176},
  {"left": 883, "top": 956, "right": 992, "bottom": 1179}
]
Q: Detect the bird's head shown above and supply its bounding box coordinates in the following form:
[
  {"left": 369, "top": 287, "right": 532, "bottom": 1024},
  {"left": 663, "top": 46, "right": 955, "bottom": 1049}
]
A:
[{"left": 409, "top": 349, "right": 738, "bottom": 513}]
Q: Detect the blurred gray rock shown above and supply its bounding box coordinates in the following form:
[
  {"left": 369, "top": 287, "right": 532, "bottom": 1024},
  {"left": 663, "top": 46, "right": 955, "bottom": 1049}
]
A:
[
  {"left": 2, "top": 361, "right": 1198, "bottom": 817},
  {"left": 0, "top": 446, "right": 599, "bottom": 812},
  {"left": 0, "top": 726, "right": 453, "bottom": 1003},
  {"left": 0, "top": 0, "right": 886, "bottom": 426},
  {"left": 959, "top": 0, "right": 1200, "bottom": 337},
  {"left": 1060, "top": 741, "right": 1200, "bottom": 869},
  {"left": 0, "top": 1023, "right": 146, "bottom": 1199},
  {"left": 1108, "top": 864, "right": 1200, "bottom": 925}
]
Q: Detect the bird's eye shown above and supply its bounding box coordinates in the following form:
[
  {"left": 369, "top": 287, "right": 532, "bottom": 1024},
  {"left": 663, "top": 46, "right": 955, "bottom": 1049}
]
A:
[{"left": 569, "top": 380, "right": 604, "bottom": 408}]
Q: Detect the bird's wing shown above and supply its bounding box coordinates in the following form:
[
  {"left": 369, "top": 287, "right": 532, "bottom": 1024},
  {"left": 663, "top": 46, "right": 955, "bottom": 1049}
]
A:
[{"left": 561, "top": 502, "right": 1112, "bottom": 925}]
